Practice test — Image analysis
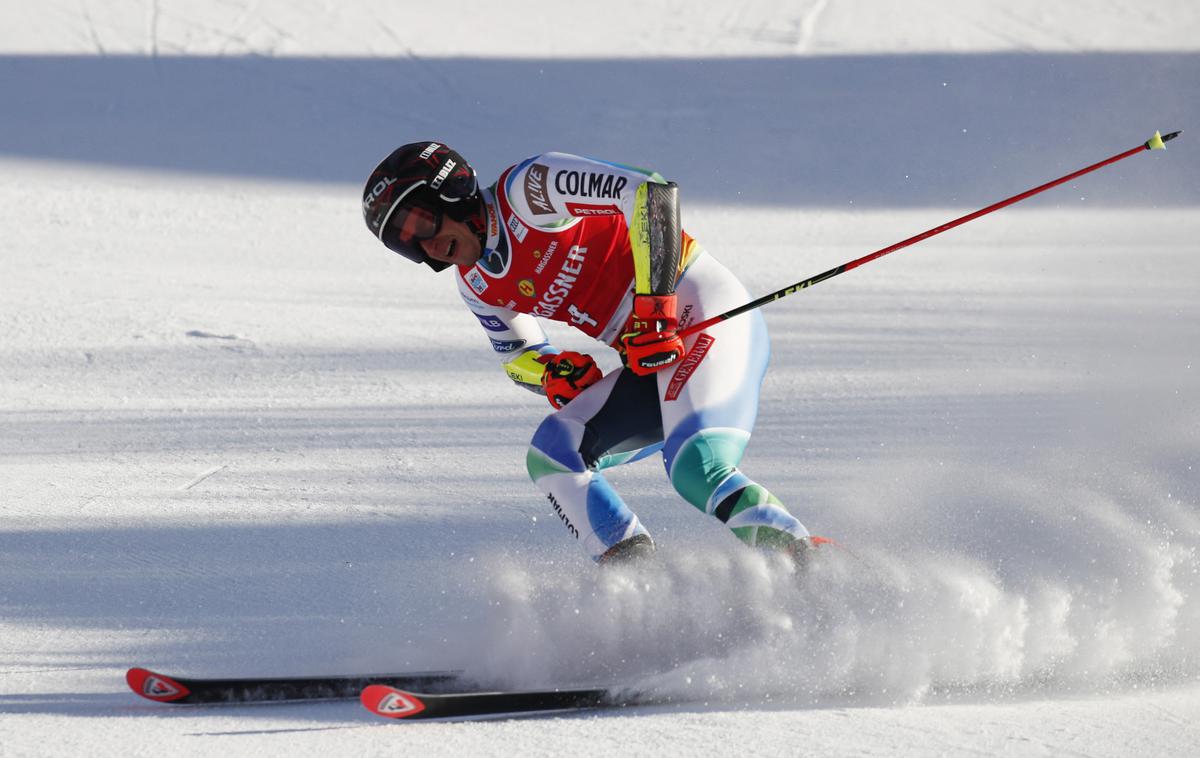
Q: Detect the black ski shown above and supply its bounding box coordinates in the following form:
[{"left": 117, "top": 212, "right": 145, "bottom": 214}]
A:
[
  {"left": 361, "top": 683, "right": 647, "bottom": 721},
  {"left": 126, "top": 666, "right": 464, "bottom": 705}
]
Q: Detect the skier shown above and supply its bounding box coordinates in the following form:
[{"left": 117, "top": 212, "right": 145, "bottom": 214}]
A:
[{"left": 362, "top": 141, "right": 818, "bottom": 565}]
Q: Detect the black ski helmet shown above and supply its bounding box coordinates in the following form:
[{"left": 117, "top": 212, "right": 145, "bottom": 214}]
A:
[{"left": 362, "top": 141, "right": 481, "bottom": 272}]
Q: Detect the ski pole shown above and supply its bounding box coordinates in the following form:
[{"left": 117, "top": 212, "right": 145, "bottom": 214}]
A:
[{"left": 679, "top": 130, "right": 1182, "bottom": 339}]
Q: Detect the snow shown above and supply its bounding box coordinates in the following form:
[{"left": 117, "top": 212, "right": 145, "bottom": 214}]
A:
[{"left": 2, "top": 1, "right": 1199, "bottom": 755}]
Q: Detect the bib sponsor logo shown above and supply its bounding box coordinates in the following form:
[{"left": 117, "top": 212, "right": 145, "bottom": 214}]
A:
[
  {"left": 474, "top": 312, "right": 508, "bottom": 332},
  {"left": 555, "top": 170, "right": 628, "bottom": 199},
  {"left": 523, "top": 163, "right": 556, "bottom": 215},
  {"left": 566, "top": 202, "right": 621, "bottom": 216},
  {"left": 665, "top": 334, "right": 715, "bottom": 401},
  {"left": 530, "top": 245, "right": 588, "bottom": 319},
  {"left": 489, "top": 337, "right": 527, "bottom": 353},
  {"left": 465, "top": 267, "right": 488, "bottom": 295},
  {"left": 534, "top": 241, "right": 559, "bottom": 274},
  {"left": 507, "top": 214, "right": 529, "bottom": 243},
  {"left": 518, "top": 279, "right": 536, "bottom": 297}
]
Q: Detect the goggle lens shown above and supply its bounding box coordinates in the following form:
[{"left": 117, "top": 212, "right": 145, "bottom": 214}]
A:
[
  {"left": 379, "top": 192, "right": 444, "bottom": 264},
  {"left": 391, "top": 204, "right": 441, "bottom": 245}
]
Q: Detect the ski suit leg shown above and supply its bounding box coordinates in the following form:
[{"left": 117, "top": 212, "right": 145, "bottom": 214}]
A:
[
  {"left": 660, "top": 252, "right": 810, "bottom": 549},
  {"left": 526, "top": 250, "right": 808, "bottom": 558},
  {"left": 526, "top": 368, "right": 663, "bottom": 561}
]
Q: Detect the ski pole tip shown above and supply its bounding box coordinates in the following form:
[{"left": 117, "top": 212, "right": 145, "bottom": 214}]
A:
[{"left": 1146, "top": 130, "right": 1182, "bottom": 150}]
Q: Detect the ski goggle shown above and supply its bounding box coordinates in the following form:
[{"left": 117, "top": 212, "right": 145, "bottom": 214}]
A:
[{"left": 377, "top": 183, "right": 445, "bottom": 265}]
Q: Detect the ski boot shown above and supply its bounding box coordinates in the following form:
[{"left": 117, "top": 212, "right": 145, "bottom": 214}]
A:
[
  {"left": 786, "top": 535, "right": 834, "bottom": 571},
  {"left": 598, "top": 533, "right": 656, "bottom": 566}
]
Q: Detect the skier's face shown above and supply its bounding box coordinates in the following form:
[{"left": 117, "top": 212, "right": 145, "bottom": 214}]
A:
[{"left": 421, "top": 216, "right": 481, "bottom": 267}]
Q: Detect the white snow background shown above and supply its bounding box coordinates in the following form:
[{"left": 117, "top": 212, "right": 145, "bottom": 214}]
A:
[{"left": 2, "top": 1, "right": 1199, "bottom": 755}]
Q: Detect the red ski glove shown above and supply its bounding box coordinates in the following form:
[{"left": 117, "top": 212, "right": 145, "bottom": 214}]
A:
[
  {"left": 621, "top": 294, "right": 686, "bottom": 376},
  {"left": 536, "top": 351, "right": 603, "bottom": 409}
]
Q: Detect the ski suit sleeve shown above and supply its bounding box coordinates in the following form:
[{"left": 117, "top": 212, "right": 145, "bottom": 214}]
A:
[
  {"left": 503, "top": 153, "right": 683, "bottom": 297},
  {"left": 455, "top": 274, "right": 557, "bottom": 394}
]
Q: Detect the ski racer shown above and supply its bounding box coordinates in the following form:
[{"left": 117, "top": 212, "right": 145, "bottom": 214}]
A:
[{"left": 362, "top": 141, "right": 818, "bottom": 565}]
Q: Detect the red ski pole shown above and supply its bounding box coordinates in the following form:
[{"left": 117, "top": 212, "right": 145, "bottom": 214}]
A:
[{"left": 679, "top": 130, "right": 1182, "bottom": 339}]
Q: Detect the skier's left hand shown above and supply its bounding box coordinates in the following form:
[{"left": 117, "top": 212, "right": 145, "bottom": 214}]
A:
[
  {"left": 621, "top": 294, "right": 686, "bottom": 375},
  {"left": 536, "top": 351, "right": 603, "bottom": 409}
]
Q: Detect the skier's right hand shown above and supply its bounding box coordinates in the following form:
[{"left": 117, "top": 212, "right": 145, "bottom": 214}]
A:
[
  {"left": 620, "top": 294, "right": 686, "bottom": 376},
  {"left": 536, "top": 351, "right": 603, "bottom": 409}
]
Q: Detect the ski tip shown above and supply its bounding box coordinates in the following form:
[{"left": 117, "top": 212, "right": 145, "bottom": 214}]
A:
[
  {"left": 126, "top": 667, "right": 191, "bottom": 703},
  {"left": 1146, "top": 130, "right": 1182, "bottom": 150},
  {"left": 360, "top": 684, "right": 427, "bottom": 720}
]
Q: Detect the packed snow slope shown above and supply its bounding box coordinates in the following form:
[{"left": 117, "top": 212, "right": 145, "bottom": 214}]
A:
[{"left": 2, "top": 2, "right": 1199, "bottom": 756}]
